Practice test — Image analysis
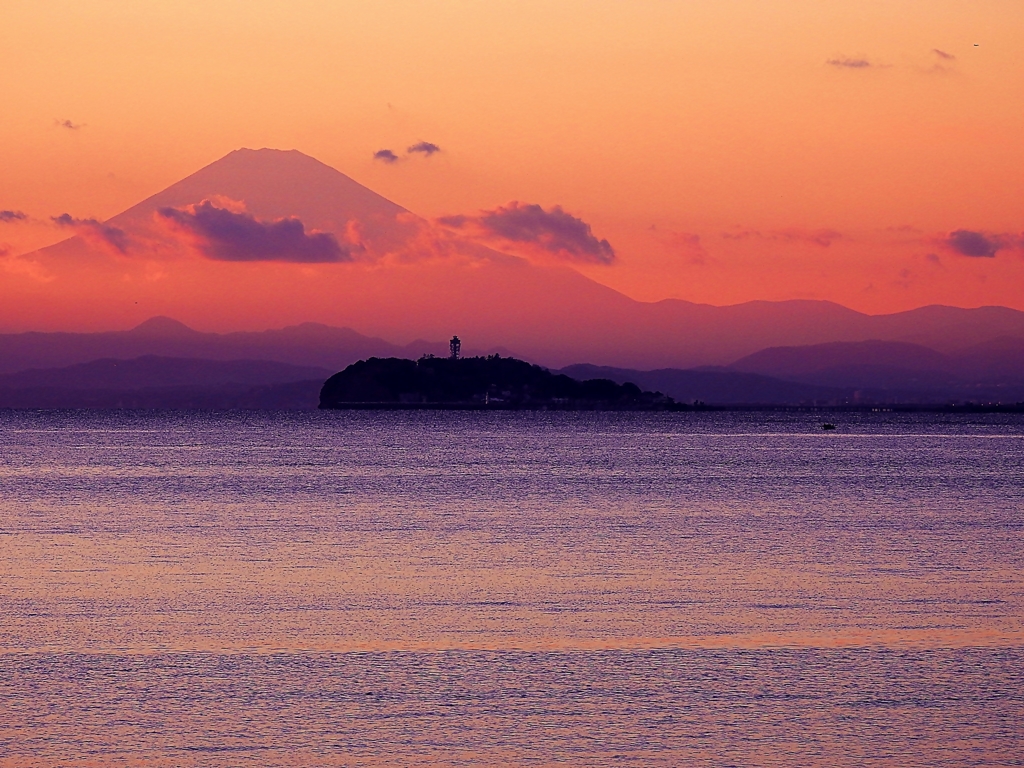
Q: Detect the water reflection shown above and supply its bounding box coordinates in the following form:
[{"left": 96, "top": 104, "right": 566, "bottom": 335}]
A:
[{"left": 0, "top": 410, "right": 1022, "bottom": 765}]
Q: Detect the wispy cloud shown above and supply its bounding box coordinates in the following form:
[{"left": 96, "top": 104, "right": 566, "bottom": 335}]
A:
[
  {"left": 0, "top": 210, "right": 27, "bottom": 223},
  {"left": 156, "top": 200, "right": 353, "bottom": 263},
  {"left": 722, "top": 228, "right": 843, "bottom": 247},
  {"left": 0, "top": 247, "right": 53, "bottom": 282},
  {"left": 407, "top": 141, "right": 441, "bottom": 156},
  {"left": 775, "top": 228, "right": 843, "bottom": 247},
  {"left": 924, "top": 48, "right": 960, "bottom": 75},
  {"left": 438, "top": 202, "right": 615, "bottom": 264},
  {"left": 373, "top": 149, "right": 399, "bottom": 164},
  {"left": 52, "top": 213, "right": 129, "bottom": 254},
  {"left": 662, "top": 231, "right": 708, "bottom": 265},
  {"left": 827, "top": 57, "right": 872, "bottom": 69}
]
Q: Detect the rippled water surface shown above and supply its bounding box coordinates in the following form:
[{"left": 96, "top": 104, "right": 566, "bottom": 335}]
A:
[{"left": 1, "top": 410, "right": 1022, "bottom": 766}]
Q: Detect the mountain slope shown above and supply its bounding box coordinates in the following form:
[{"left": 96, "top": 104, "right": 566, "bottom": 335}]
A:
[{"left": 108, "top": 148, "right": 410, "bottom": 250}]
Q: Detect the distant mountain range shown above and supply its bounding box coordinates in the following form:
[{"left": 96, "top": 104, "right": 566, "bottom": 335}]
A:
[
  {"left": 1, "top": 323, "right": 1021, "bottom": 408},
  {"left": 565, "top": 337, "right": 1024, "bottom": 405},
  {"left": 0, "top": 316, "right": 452, "bottom": 376},
  {"left": 726, "top": 338, "right": 1024, "bottom": 401},
  {"left": 729, "top": 337, "right": 1024, "bottom": 382}
]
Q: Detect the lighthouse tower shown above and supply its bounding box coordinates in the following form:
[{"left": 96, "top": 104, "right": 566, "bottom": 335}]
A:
[{"left": 449, "top": 336, "right": 461, "bottom": 360}]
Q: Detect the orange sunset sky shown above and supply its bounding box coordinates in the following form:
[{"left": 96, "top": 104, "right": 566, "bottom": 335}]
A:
[{"left": 1, "top": 0, "right": 1023, "bottom": 333}]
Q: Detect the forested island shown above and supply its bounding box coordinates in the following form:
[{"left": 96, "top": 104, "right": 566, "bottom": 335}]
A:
[{"left": 319, "top": 354, "right": 678, "bottom": 410}]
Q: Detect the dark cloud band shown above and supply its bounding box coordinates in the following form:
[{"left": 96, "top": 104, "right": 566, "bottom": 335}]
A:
[
  {"left": 157, "top": 201, "right": 351, "bottom": 263},
  {"left": 943, "top": 229, "right": 1005, "bottom": 258},
  {"left": 827, "top": 57, "right": 872, "bottom": 68},
  {"left": 52, "top": 213, "right": 129, "bottom": 253},
  {"left": 439, "top": 201, "right": 615, "bottom": 264},
  {"left": 407, "top": 141, "right": 441, "bottom": 156},
  {"left": 721, "top": 228, "right": 843, "bottom": 247}
]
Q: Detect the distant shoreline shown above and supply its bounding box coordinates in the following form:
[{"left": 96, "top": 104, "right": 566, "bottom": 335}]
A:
[
  {"left": 319, "top": 402, "right": 1024, "bottom": 414},
  {"left": 2, "top": 403, "right": 1023, "bottom": 413},
  {"left": 319, "top": 402, "right": 684, "bottom": 411}
]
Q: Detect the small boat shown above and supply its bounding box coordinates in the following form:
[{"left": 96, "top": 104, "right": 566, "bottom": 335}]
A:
[{"left": 822, "top": 423, "right": 837, "bottom": 431}]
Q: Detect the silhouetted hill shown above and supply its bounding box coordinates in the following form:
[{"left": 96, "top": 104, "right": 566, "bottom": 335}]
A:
[
  {"left": 128, "top": 316, "right": 202, "bottom": 338},
  {"left": 320, "top": 356, "right": 676, "bottom": 410}
]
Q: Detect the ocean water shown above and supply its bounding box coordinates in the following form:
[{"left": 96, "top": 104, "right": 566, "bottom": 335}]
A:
[{"left": 0, "top": 410, "right": 1022, "bottom": 766}]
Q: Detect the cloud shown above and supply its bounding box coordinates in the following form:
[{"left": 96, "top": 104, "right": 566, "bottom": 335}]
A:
[
  {"left": 827, "top": 57, "right": 872, "bottom": 69},
  {"left": 52, "top": 213, "right": 130, "bottom": 254},
  {"left": 924, "top": 48, "right": 959, "bottom": 75},
  {"left": 438, "top": 202, "right": 615, "bottom": 264},
  {"left": 55, "top": 119, "right": 82, "bottom": 130},
  {"left": 377, "top": 213, "right": 459, "bottom": 264},
  {"left": 407, "top": 141, "right": 441, "bottom": 156},
  {"left": 663, "top": 231, "right": 708, "bottom": 265},
  {"left": 722, "top": 228, "right": 843, "bottom": 247},
  {"left": 156, "top": 200, "right": 352, "bottom": 263},
  {"left": 1, "top": 255, "right": 52, "bottom": 281},
  {"left": 0, "top": 243, "right": 53, "bottom": 281},
  {"left": 0, "top": 210, "right": 27, "bottom": 223},
  {"left": 770, "top": 228, "right": 842, "bottom": 247},
  {"left": 375, "top": 213, "right": 530, "bottom": 267},
  {"left": 374, "top": 149, "right": 399, "bottom": 163},
  {"left": 942, "top": 229, "right": 1007, "bottom": 258}
]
